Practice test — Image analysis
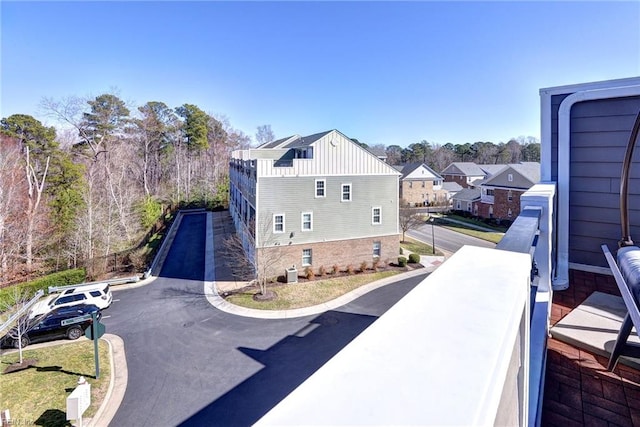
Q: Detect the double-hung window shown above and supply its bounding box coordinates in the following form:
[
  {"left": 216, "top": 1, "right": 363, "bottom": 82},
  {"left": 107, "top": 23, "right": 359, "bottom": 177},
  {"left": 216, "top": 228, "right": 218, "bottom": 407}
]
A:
[
  {"left": 341, "top": 183, "right": 352, "bottom": 202},
  {"left": 302, "top": 212, "right": 313, "bottom": 231},
  {"left": 315, "top": 179, "right": 326, "bottom": 198},
  {"left": 302, "top": 249, "right": 312, "bottom": 266},
  {"left": 372, "top": 207, "right": 382, "bottom": 224},
  {"left": 273, "top": 214, "right": 285, "bottom": 233}
]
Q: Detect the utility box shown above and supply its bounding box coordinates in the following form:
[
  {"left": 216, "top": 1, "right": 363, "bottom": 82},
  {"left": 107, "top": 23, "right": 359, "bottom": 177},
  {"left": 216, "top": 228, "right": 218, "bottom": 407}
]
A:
[{"left": 286, "top": 267, "right": 298, "bottom": 284}]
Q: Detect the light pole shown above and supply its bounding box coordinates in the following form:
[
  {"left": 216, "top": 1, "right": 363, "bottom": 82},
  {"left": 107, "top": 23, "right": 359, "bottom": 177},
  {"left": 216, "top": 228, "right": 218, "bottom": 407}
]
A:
[{"left": 430, "top": 216, "right": 435, "bottom": 255}]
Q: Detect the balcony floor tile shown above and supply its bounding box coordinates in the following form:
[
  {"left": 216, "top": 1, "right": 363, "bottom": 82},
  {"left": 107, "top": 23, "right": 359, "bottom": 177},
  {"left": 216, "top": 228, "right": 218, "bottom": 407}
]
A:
[{"left": 543, "top": 269, "right": 640, "bottom": 427}]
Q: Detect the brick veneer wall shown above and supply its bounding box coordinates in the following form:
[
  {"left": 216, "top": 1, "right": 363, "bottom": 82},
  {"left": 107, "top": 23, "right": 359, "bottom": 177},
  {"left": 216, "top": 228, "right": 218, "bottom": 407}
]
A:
[
  {"left": 443, "top": 175, "right": 471, "bottom": 189},
  {"left": 400, "top": 181, "right": 448, "bottom": 206},
  {"left": 257, "top": 234, "right": 400, "bottom": 278},
  {"left": 476, "top": 188, "right": 524, "bottom": 219}
]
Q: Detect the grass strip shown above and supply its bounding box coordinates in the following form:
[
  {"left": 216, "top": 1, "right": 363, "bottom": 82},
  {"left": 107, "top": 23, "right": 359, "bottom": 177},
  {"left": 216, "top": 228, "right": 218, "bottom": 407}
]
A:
[
  {"left": 440, "top": 225, "right": 504, "bottom": 244},
  {"left": 400, "top": 237, "right": 444, "bottom": 256},
  {"left": 226, "top": 270, "right": 400, "bottom": 310},
  {"left": 0, "top": 339, "right": 110, "bottom": 426}
]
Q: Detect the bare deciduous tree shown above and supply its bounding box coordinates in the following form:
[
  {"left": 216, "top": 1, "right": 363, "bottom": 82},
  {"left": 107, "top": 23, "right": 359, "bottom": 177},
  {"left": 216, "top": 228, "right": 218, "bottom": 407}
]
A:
[
  {"left": 225, "top": 214, "right": 282, "bottom": 297},
  {"left": 0, "top": 136, "right": 24, "bottom": 281},
  {"left": 399, "top": 199, "right": 425, "bottom": 242},
  {"left": 255, "top": 124, "right": 275, "bottom": 147},
  {"left": 1, "top": 287, "right": 38, "bottom": 364}
]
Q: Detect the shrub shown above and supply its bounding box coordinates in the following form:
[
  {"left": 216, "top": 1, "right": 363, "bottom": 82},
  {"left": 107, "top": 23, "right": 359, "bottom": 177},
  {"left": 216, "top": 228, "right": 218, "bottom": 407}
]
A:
[
  {"left": 372, "top": 259, "right": 380, "bottom": 271},
  {"left": 346, "top": 264, "right": 355, "bottom": 275},
  {"left": 304, "top": 266, "right": 314, "bottom": 280},
  {"left": 332, "top": 264, "right": 340, "bottom": 275},
  {"left": 398, "top": 256, "right": 408, "bottom": 267},
  {"left": 137, "top": 196, "right": 163, "bottom": 229},
  {"left": 0, "top": 268, "right": 86, "bottom": 307},
  {"left": 360, "top": 261, "right": 368, "bottom": 272},
  {"left": 399, "top": 247, "right": 403, "bottom": 255},
  {"left": 319, "top": 265, "right": 327, "bottom": 276},
  {"left": 408, "top": 253, "right": 421, "bottom": 264}
]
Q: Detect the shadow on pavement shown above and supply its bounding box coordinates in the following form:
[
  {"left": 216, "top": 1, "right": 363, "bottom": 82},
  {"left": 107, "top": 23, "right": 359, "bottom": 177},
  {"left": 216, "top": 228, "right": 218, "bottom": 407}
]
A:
[{"left": 177, "top": 310, "right": 377, "bottom": 426}]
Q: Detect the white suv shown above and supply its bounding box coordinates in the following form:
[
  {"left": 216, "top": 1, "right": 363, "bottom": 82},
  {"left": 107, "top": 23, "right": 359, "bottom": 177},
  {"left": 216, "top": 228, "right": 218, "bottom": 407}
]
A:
[{"left": 29, "top": 284, "right": 113, "bottom": 318}]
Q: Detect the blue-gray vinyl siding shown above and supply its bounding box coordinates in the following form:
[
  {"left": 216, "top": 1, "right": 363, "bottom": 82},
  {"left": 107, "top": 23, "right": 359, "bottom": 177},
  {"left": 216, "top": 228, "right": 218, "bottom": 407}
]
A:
[
  {"left": 550, "top": 94, "right": 640, "bottom": 267},
  {"left": 256, "top": 175, "right": 398, "bottom": 247}
]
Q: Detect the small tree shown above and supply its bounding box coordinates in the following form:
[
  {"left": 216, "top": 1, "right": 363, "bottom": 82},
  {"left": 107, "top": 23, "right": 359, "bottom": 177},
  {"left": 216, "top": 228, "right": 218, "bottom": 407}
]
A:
[
  {"left": 399, "top": 199, "right": 424, "bottom": 242},
  {"left": 224, "top": 214, "right": 282, "bottom": 297},
  {"left": 1, "top": 288, "right": 38, "bottom": 364}
]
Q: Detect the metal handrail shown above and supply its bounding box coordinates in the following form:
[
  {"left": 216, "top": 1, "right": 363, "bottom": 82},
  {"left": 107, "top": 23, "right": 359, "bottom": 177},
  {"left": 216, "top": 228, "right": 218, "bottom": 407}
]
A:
[
  {"left": 48, "top": 275, "right": 140, "bottom": 294},
  {"left": 620, "top": 110, "right": 640, "bottom": 247}
]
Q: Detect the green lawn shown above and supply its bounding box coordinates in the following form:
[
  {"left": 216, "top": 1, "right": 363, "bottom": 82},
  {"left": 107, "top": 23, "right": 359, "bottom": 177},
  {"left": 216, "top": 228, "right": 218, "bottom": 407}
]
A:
[
  {"left": 226, "top": 270, "right": 401, "bottom": 310},
  {"left": 400, "top": 237, "right": 444, "bottom": 256},
  {"left": 440, "top": 224, "right": 504, "bottom": 244},
  {"left": 0, "top": 339, "right": 110, "bottom": 426}
]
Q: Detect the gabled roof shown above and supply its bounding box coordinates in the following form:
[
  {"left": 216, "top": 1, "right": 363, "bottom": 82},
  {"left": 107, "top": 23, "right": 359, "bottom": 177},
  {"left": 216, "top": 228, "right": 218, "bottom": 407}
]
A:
[
  {"left": 441, "top": 162, "right": 486, "bottom": 176},
  {"left": 452, "top": 188, "right": 481, "bottom": 201},
  {"left": 442, "top": 182, "right": 463, "bottom": 193},
  {"left": 478, "top": 164, "right": 506, "bottom": 177},
  {"left": 257, "top": 135, "right": 299, "bottom": 149},
  {"left": 483, "top": 162, "right": 540, "bottom": 189},
  {"left": 398, "top": 162, "right": 443, "bottom": 180},
  {"left": 366, "top": 146, "right": 387, "bottom": 159},
  {"left": 284, "top": 130, "right": 333, "bottom": 148}
]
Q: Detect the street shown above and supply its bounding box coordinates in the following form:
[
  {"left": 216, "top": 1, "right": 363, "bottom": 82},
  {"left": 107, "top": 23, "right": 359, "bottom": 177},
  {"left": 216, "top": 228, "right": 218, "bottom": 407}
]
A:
[{"left": 408, "top": 221, "right": 496, "bottom": 254}]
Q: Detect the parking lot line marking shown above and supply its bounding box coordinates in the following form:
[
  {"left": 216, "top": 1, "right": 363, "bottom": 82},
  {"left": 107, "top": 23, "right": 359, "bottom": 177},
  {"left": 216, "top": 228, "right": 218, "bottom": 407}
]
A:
[
  {"left": 113, "top": 299, "right": 121, "bottom": 302},
  {"left": 200, "top": 317, "right": 211, "bottom": 323},
  {"left": 102, "top": 315, "right": 112, "bottom": 319}
]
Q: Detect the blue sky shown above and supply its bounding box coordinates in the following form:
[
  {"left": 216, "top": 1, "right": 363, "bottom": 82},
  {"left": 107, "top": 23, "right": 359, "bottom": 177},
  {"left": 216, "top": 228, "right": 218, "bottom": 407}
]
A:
[{"left": 1, "top": 1, "right": 639, "bottom": 147}]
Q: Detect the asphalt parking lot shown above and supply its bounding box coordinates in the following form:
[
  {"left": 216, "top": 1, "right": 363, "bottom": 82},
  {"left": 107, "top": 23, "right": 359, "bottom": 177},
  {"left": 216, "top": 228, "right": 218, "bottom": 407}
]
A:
[{"left": 103, "top": 212, "right": 426, "bottom": 426}]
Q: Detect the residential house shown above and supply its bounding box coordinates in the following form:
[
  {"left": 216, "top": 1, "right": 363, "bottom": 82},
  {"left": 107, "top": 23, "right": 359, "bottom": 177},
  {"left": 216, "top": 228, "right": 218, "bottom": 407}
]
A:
[
  {"left": 395, "top": 162, "right": 447, "bottom": 206},
  {"left": 451, "top": 187, "right": 481, "bottom": 214},
  {"left": 477, "top": 162, "right": 541, "bottom": 220},
  {"left": 254, "top": 77, "right": 640, "bottom": 426},
  {"left": 442, "top": 181, "right": 463, "bottom": 204},
  {"left": 229, "top": 130, "right": 401, "bottom": 278},
  {"left": 440, "top": 162, "right": 487, "bottom": 188}
]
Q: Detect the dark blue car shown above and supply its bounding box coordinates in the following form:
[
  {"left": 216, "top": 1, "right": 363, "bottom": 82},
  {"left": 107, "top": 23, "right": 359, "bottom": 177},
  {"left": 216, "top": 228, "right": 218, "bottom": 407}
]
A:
[{"left": 1, "top": 304, "right": 102, "bottom": 348}]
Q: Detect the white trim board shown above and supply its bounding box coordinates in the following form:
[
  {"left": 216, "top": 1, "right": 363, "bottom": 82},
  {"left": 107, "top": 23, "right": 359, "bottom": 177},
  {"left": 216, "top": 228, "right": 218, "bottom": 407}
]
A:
[{"left": 540, "top": 78, "right": 640, "bottom": 288}]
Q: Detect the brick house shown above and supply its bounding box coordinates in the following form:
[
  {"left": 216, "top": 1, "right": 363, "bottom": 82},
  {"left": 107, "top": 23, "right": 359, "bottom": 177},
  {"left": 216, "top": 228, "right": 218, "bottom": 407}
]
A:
[
  {"left": 229, "top": 130, "right": 401, "bottom": 279},
  {"left": 476, "top": 162, "right": 540, "bottom": 220},
  {"left": 395, "top": 163, "right": 447, "bottom": 206},
  {"left": 440, "top": 162, "right": 487, "bottom": 188}
]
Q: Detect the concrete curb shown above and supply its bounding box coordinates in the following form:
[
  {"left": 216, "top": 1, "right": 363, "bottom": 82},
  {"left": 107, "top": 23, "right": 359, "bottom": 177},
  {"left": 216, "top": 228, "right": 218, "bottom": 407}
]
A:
[
  {"left": 89, "top": 334, "right": 127, "bottom": 427},
  {"left": 205, "top": 266, "right": 435, "bottom": 319}
]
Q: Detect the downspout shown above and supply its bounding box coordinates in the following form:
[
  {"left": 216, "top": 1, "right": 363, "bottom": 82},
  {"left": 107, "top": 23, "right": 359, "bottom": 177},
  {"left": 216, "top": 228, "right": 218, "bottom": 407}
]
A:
[{"left": 554, "top": 84, "right": 640, "bottom": 289}]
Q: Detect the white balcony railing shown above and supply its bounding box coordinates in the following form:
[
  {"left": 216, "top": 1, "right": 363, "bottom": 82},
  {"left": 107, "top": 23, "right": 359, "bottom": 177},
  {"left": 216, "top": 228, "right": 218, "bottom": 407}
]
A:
[{"left": 256, "top": 183, "right": 556, "bottom": 427}]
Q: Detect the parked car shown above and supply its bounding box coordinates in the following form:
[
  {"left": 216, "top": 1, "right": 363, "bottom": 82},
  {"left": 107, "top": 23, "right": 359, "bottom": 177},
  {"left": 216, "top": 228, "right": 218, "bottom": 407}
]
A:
[
  {"left": 29, "top": 284, "right": 112, "bottom": 318},
  {"left": 2, "top": 304, "right": 102, "bottom": 349}
]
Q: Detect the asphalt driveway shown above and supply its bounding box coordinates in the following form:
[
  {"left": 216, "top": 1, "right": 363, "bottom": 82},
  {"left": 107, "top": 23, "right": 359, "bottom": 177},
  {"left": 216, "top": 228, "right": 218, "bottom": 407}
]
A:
[{"left": 103, "top": 212, "right": 426, "bottom": 426}]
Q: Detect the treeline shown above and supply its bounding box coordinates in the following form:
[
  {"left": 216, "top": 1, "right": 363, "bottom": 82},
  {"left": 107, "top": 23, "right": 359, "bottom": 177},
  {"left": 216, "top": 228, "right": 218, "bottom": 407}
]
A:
[
  {"left": 1, "top": 93, "right": 540, "bottom": 285},
  {"left": 363, "top": 137, "right": 540, "bottom": 173},
  {"left": 0, "top": 93, "right": 250, "bottom": 285}
]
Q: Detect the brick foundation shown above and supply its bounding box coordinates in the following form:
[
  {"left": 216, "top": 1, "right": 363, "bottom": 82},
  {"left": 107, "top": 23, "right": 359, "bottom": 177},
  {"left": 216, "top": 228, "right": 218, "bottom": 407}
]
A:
[{"left": 257, "top": 234, "right": 400, "bottom": 278}]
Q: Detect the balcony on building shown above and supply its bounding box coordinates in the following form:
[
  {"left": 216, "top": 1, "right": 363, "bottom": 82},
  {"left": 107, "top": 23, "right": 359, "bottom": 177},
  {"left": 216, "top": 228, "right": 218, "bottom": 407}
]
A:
[{"left": 254, "top": 77, "right": 640, "bottom": 426}]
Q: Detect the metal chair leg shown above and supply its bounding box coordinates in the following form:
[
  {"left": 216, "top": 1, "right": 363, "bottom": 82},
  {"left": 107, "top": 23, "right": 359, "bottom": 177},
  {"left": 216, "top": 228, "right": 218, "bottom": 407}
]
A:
[{"left": 608, "top": 313, "right": 634, "bottom": 371}]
